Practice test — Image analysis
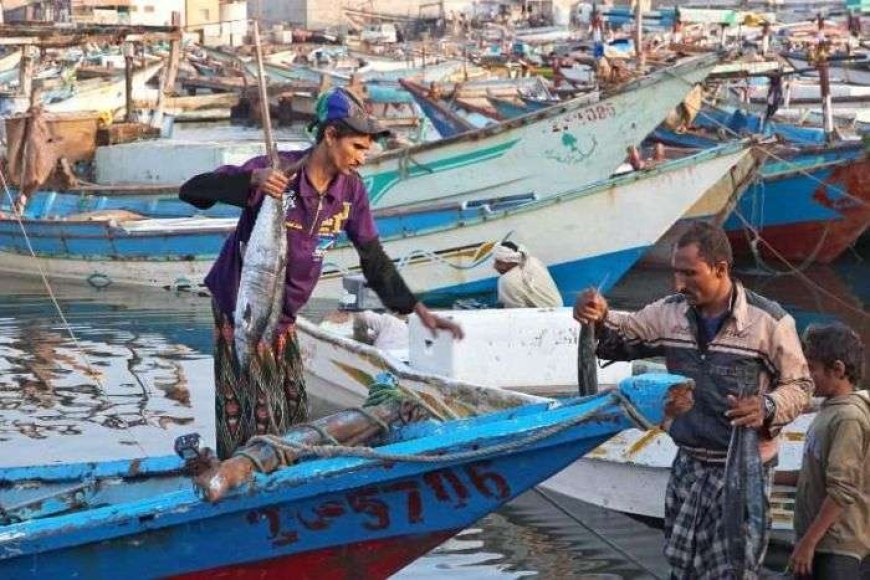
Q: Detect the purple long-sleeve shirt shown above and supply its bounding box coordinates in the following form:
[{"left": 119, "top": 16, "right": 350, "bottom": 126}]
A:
[{"left": 204, "top": 149, "right": 379, "bottom": 326}]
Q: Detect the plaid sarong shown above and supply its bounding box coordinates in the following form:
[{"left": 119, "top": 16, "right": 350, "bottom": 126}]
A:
[
  {"left": 664, "top": 449, "right": 773, "bottom": 580},
  {"left": 212, "top": 301, "right": 308, "bottom": 460}
]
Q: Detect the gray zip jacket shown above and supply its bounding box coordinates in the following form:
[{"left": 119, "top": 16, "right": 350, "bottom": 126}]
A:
[{"left": 597, "top": 280, "right": 813, "bottom": 463}]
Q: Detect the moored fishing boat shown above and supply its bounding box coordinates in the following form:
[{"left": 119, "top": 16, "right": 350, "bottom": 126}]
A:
[
  {"left": 0, "top": 372, "right": 684, "bottom": 577},
  {"left": 294, "top": 306, "right": 807, "bottom": 542},
  {"left": 44, "top": 60, "right": 164, "bottom": 115},
  {"left": 314, "top": 142, "right": 758, "bottom": 303},
  {"left": 361, "top": 53, "right": 720, "bottom": 210},
  {"left": 0, "top": 213, "right": 234, "bottom": 289},
  {"left": 0, "top": 141, "right": 756, "bottom": 296},
  {"left": 651, "top": 107, "right": 870, "bottom": 264}
]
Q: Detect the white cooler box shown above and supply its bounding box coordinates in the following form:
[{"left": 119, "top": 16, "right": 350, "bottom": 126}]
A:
[{"left": 409, "top": 307, "right": 631, "bottom": 392}]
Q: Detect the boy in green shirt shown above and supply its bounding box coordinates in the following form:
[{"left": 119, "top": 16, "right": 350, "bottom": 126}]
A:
[{"left": 789, "top": 323, "right": 869, "bottom": 579}]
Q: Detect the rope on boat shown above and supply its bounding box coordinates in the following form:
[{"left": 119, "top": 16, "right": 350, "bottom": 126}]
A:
[
  {"left": 738, "top": 207, "right": 832, "bottom": 275},
  {"left": 730, "top": 209, "right": 870, "bottom": 322},
  {"left": 0, "top": 164, "right": 150, "bottom": 456},
  {"left": 245, "top": 390, "right": 654, "bottom": 470}
]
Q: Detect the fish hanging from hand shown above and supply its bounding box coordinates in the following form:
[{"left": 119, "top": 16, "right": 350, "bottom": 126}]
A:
[{"left": 721, "top": 376, "right": 767, "bottom": 578}]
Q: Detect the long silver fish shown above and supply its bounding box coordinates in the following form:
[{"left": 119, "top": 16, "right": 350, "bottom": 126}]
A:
[
  {"left": 233, "top": 191, "right": 289, "bottom": 369},
  {"left": 721, "top": 376, "right": 767, "bottom": 578}
]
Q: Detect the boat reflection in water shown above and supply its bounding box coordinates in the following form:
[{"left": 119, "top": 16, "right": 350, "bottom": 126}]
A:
[{"left": 0, "top": 277, "right": 215, "bottom": 466}]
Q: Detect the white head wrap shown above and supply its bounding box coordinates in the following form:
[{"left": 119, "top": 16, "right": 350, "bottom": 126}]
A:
[{"left": 493, "top": 243, "right": 526, "bottom": 264}]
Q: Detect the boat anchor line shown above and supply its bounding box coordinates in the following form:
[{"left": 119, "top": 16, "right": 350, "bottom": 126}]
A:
[
  {"left": 243, "top": 389, "right": 660, "bottom": 471},
  {"left": 731, "top": 209, "right": 869, "bottom": 322},
  {"left": 0, "top": 165, "right": 150, "bottom": 457},
  {"left": 740, "top": 208, "right": 832, "bottom": 275}
]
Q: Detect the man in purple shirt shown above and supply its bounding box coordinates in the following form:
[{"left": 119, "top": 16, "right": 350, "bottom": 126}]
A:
[{"left": 181, "top": 87, "right": 463, "bottom": 458}]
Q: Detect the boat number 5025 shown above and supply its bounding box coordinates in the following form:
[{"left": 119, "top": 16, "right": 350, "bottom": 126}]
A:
[{"left": 246, "top": 461, "right": 511, "bottom": 548}]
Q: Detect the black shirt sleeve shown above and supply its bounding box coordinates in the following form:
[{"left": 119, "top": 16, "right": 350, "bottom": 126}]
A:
[
  {"left": 179, "top": 171, "right": 253, "bottom": 209},
  {"left": 356, "top": 238, "right": 419, "bottom": 315}
]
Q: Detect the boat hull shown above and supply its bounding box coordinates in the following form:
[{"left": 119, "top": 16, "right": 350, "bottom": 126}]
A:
[
  {"left": 315, "top": 144, "right": 756, "bottom": 304},
  {"left": 0, "top": 217, "right": 234, "bottom": 289},
  {"left": 0, "top": 377, "right": 677, "bottom": 577},
  {"left": 724, "top": 144, "right": 870, "bottom": 264},
  {"left": 360, "top": 55, "right": 719, "bottom": 209}
]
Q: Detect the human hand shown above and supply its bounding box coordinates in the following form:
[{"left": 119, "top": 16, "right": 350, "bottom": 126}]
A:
[
  {"left": 573, "top": 288, "right": 608, "bottom": 325},
  {"left": 251, "top": 168, "right": 292, "bottom": 200},
  {"left": 664, "top": 383, "right": 694, "bottom": 419},
  {"left": 414, "top": 303, "right": 464, "bottom": 340},
  {"left": 725, "top": 394, "right": 764, "bottom": 429},
  {"left": 789, "top": 536, "right": 816, "bottom": 577}
]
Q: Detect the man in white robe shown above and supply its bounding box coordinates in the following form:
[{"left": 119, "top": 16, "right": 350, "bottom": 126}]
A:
[{"left": 493, "top": 242, "right": 563, "bottom": 308}]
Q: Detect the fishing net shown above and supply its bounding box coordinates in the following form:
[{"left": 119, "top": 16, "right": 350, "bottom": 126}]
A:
[{"left": 213, "top": 301, "right": 308, "bottom": 460}]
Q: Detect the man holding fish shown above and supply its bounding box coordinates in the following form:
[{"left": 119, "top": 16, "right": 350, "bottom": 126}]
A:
[
  {"left": 574, "top": 222, "right": 813, "bottom": 579},
  {"left": 181, "top": 87, "right": 463, "bottom": 459}
]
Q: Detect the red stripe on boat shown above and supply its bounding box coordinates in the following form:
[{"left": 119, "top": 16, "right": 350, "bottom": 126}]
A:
[{"left": 171, "top": 529, "right": 457, "bottom": 579}]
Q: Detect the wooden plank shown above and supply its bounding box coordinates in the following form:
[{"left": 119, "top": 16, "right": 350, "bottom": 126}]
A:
[{"left": 96, "top": 122, "right": 160, "bottom": 147}]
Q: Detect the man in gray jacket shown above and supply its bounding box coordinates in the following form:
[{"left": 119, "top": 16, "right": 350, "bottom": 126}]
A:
[{"left": 574, "top": 223, "right": 813, "bottom": 579}]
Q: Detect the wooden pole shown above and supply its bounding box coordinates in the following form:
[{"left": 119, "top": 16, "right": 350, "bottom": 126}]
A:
[
  {"left": 252, "top": 21, "right": 277, "bottom": 166},
  {"left": 817, "top": 43, "right": 834, "bottom": 141},
  {"left": 124, "top": 42, "right": 134, "bottom": 123},
  {"left": 634, "top": 0, "right": 645, "bottom": 72},
  {"left": 18, "top": 46, "right": 33, "bottom": 100},
  {"left": 162, "top": 11, "right": 182, "bottom": 95}
]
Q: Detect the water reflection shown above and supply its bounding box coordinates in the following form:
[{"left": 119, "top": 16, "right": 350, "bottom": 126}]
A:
[{"left": 0, "top": 277, "right": 215, "bottom": 464}]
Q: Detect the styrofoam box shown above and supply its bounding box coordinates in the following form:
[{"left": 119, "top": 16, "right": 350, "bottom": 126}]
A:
[{"left": 409, "top": 307, "right": 630, "bottom": 389}]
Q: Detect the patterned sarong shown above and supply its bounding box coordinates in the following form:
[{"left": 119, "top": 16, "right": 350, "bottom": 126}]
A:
[
  {"left": 664, "top": 449, "right": 774, "bottom": 580},
  {"left": 212, "top": 301, "right": 308, "bottom": 459}
]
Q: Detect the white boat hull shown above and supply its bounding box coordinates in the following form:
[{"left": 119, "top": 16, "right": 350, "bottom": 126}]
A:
[
  {"left": 361, "top": 55, "right": 720, "bottom": 209},
  {"left": 315, "top": 144, "right": 756, "bottom": 302}
]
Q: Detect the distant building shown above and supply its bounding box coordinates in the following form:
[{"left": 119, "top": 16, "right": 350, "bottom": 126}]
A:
[
  {"left": 185, "top": 0, "right": 219, "bottom": 31},
  {"left": 2, "top": 0, "right": 71, "bottom": 22},
  {"left": 199, "top": 1, "right": 247, "bottom": 47},
  {"left": 247, "top": 0, "right": 341, "bottom": 29},
  {"left": 70, "top": 0, "right": 185, "bottom": 26}
]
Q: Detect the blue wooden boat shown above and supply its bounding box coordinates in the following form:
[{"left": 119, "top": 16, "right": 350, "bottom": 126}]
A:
[
  {"left": 0, "top": 215, "right": 234, "bottom": 289},
  {"left": 4, "top": 187, "right": 240, "bottom": 220},
  {"left": 0, "top": 373, "right": 685, "bottom": 578},
  {"left": 648, "top": 106, "right": 870, "bottom": 264}
]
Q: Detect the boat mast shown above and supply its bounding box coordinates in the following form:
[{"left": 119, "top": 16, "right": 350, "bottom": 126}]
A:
[
  {"left": 815, "top": 15, "right": 834, "bottom": 141},
  {"left": 634, "top": 0, "right": 645, "bottom": 72}
]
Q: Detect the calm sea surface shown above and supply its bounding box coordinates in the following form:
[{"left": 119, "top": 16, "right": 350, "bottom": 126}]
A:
[{"left": 0, "top": 240, "right": 866, "bottom": 577}]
